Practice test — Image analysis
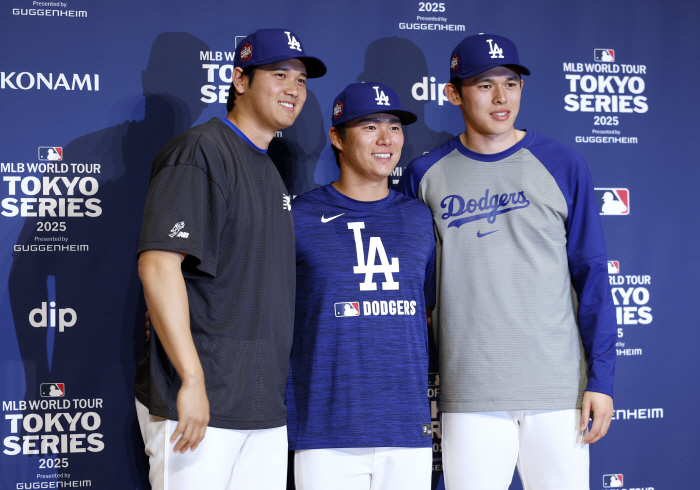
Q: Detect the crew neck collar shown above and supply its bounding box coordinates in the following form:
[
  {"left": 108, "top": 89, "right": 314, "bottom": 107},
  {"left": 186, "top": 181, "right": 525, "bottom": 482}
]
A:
[
  {"left": 219, "top": 117, "right": 267, "bottom": 153},
  {"left": 453, "top": 130, "right": 534, "bottom": 162}
]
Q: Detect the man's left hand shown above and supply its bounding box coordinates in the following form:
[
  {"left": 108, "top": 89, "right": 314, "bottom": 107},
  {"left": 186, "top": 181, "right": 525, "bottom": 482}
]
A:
[{"left": 581, "top": 391, "right": 613, "bottom": 443}]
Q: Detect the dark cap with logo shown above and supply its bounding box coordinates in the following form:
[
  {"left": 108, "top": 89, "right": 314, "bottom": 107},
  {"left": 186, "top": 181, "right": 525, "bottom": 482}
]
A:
[
  {"left": 234, "top": 28, "right": 327, "bottom": 78},
  {"left": 450, "top": 33, "right": 530, "bottom": 80},
  {"left": 331, "top": 82, "right": 417, "bottom": 127}
]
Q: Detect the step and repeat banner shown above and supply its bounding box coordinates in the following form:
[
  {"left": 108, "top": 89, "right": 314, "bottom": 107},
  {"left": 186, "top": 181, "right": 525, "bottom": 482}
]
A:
[{"left": 1, "top": 1, "right": 698, "bottom": 489}]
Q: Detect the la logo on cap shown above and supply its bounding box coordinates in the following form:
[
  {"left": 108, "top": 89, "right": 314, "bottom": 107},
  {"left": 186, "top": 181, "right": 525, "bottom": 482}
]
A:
[
  {"left": 333, "top": 101, "right": 343, "bottom": 119},
  {"left": 240, "top": 43, "right": 253, "bottom": 62},
  {"left": 285, "top": 31, "right": 302, "bottom": 51},
  {"left": 373, "top": 86, "right": 390, "bottom": 106},
  {"left": 486, "top": 39, "right": 504, "bottom": 59}
]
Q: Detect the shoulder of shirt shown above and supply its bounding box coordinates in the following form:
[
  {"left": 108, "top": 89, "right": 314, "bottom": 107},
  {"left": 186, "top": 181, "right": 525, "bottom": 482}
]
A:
[
  {"left": 153, "top": 119, "right": 256, "bottom": 176},
  {"left": 523, "top": 131, "right": 586, "bottom": 166},
  {"left": 392, "top": 190, "right": 434, "bottom": 222},
  {"left": 293, "top": 185, "right": 327, "bottom": 204},
  {"left": 405, "top": 136, "right": 459, "bottom": 177},
  {"left": 291, "top": 186, "right": 328, "bottom": 213}
]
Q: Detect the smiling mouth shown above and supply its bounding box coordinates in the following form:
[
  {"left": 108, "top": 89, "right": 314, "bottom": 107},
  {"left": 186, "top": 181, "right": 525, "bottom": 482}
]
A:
[
  {"left": 372, "top": 153, "right": 391, "bottom": 159},
  {"left": 279, "top": 101, "right": 294, "bottom": 110},
  {"left": 491, "top": 111, "right": 509, "bottom": 119}
]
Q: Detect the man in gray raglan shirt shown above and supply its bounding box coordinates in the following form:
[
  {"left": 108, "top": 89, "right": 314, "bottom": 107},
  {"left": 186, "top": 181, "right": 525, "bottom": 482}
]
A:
[{"left": 398, "top": 34, "right": 616, "bottom": 490}]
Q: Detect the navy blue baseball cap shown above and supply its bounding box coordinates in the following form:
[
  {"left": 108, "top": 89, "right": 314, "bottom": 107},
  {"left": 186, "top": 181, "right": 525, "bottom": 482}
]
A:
[
  {"left": 450, "top": 34, "right": 530, "bottom": 80},
  {"left": 331, "top": 82, "right": 417, "bottom": 127},
  {"left": 234, "top": 29, "right": 326, "bottom": 78}
]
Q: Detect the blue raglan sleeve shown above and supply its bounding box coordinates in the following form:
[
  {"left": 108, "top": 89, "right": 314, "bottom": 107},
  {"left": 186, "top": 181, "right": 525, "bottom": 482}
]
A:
[
  {"left": 566, "top": 157, "right": 616, "bottom": 397},
  {"left": 531, "top": 140, "right": 616, "bottom": 398},
  {"left": 397, "top": 137, "right": 457, "bottom": 200},
  {"left": 397, "top": 161, "right": 422, "bottom": 199}
]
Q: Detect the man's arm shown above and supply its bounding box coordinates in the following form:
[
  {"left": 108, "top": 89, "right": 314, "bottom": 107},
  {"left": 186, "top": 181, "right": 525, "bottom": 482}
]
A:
[
  {"left": 138, "top": 249, "right": 209, "bottom": 453},
  {"left": 563, "top": 156, "right": 616, "bottom": 443}
]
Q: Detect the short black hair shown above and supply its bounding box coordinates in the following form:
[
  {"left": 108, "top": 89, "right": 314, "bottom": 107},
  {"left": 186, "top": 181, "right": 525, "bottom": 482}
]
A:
[
  {"left": 331, "top": 123, "right": 346, "bottom": 167},
  {"left": 449, "top": 77, "right": 463, "bottom": 98},
  {"left": 226, "top": 65, "right": 257, "bottom": 113}
]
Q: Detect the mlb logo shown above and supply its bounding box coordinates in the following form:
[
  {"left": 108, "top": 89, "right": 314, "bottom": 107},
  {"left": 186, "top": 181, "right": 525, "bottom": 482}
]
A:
[
  {"left": 240, "top": 44, "right": 253, "bottom": 62},
  {"left": 38, "top": 147, "right": 63, "bottom": 161},
  {"left": 333, "top": 101, "right": 343, "bottom": 119},
  {"left": 603, "top": 474, "right": 623, "bottom": 487},
  {"left": 595, "top": 188, "right": 629, "bottom": 215},
  {"left": 594, "top": 49, "right": 615, "bottom": 62},
  {"left": 607, "top": 261, "right": 620, "bottom": 274},
  {"left": 40, "top": 383, "right": 65, "bottom": 397},
  {"left": 334, "top": 302, "right": 360, "bottom": 317}
]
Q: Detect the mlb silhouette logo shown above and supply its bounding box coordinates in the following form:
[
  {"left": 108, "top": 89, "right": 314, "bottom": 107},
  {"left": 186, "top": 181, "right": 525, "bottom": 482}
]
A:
[
  {"left": 334, "top": 302, "right": 360, "bottom": 317},
  {"left": 594, "top": 49, "right": 615, "bottom": 62},
  {"left": 607, "top": 261, "right": 620, "bottom": 274},
  {"left": 595, "top": 188, "right": 629, "bottom": 215},
  {"left": 603, "top": 474, "right": 623, "bottom": 487},
  {"left": 38, "top": 147, "right": 63, "bottom": 161},
  {"left": 40, "top": 383, "right": 65, "bottom": 397}
]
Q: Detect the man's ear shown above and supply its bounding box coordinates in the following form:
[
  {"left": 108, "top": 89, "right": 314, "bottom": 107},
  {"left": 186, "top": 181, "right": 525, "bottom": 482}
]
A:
[
  {"left": 444, "top": 82, "right": 462, "bottom": 106},
  {"left": 232, "top": 67, "right": 247, "bottom": 97},
  {"left": 329, "top": 127, "right": 343, "bottom": 152}
]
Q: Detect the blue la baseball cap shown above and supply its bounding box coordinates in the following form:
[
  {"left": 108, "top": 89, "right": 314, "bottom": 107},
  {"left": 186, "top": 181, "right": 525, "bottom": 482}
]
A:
[
  {"left": 234, "top": 28, "right": 326, "bottom": 78},
  {"left": 450, "top": 33, "right": 530, "bottom": 80},
  {"left": 331, "top": 82, "right": 417, "bottom": 127}
]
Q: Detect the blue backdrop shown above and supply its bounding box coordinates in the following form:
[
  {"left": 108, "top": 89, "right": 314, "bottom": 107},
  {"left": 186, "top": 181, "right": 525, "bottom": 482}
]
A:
[{"left": 2, "top": 1, "right": 698, "bottom": 489}]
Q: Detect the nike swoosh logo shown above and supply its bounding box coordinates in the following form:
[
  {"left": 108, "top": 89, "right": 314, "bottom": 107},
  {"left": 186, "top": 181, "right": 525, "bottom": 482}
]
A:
[
  {"left": 476, "top": 230, "right": 498, "bottom": 238},
  {"left": 321, "top": 213, "right": 345, "bottom": 223}
]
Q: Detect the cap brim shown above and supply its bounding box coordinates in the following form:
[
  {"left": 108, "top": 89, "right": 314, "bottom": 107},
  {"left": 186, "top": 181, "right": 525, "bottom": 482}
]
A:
[
  {"left": 297, "top": 57, "right": 327, "bottom": 78},
  {"left": 384, "top": 109, "right": 418, "bottom": 126},
  {"left": 249, "top": 54, "right": 327, "bottom": 78},
  {"left": 334, "top": 108, "right": 418, "bottom": 127},
  {"left": 457, "top": 62, "right": 530, "bottom": 79}
]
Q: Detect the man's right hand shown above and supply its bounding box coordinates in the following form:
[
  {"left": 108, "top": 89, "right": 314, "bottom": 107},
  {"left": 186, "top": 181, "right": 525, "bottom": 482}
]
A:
[{"left": 171, "top": 375, "right": 210, "bottom": 453}]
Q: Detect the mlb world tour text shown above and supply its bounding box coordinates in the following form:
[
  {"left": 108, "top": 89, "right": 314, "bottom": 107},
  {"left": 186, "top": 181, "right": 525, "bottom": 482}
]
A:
[
  {"left": 3, "top": 399, "right": 105, "bottom": 456},
  {"left": 563, "top": 62, "right": 648, "bottom": 113}
]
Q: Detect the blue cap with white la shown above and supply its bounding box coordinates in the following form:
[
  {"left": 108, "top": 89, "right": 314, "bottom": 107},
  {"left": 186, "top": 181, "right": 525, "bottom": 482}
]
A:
[
  {"left": 331, "top": 82, "right": 417, "bottom": 127},
  {"left": 234, "top": 28, "right": 327, "bottom": 78},
  {"left": 450, "top": 33, "right": 530, "bottom": 80}
]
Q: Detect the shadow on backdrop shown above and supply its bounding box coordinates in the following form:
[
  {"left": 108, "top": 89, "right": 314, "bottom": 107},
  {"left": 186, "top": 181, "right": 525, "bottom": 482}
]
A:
[
  {"left": 8, "top": 32, "right": 209, "bottom": 490},
  {"left": 269, "top": 89, "right": 326, "bottom": 197},
  {"left": 357, "top": 37, "right": 453, "bottom": 189}
]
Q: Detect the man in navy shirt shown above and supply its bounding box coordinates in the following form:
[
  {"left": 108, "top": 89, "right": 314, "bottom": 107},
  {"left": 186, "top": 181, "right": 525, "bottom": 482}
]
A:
[
  {"left": 135, "top": 29, "right": 325, "bottom": 490},
  {"left": 287, "top": 82, "right": 437, "bottom": 490}
]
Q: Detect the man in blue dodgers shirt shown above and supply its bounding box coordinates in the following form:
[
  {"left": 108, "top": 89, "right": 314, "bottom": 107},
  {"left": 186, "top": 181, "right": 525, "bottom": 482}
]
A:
[
  {"left": 135, "top": 29, "right": 325, "bottom": 490},
  {"left": 398, "top": 34, "right": 616, "bottom": 489},
  {"left": 286, "top": 82, "right": 437, "bottom": 490}
]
